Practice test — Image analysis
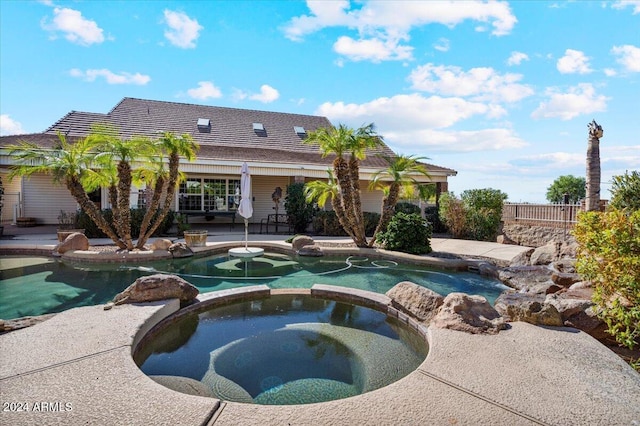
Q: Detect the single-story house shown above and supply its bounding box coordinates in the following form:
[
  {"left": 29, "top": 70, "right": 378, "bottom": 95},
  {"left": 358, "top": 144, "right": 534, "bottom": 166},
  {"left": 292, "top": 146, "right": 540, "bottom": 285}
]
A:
[{"left": 0, "top": 97, "right": 456, "bottom": 226}]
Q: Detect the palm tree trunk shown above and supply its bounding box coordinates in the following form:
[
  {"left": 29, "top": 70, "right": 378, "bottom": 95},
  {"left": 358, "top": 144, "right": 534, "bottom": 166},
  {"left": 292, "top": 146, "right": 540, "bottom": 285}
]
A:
[
  {"left": 348, "top": 155, "right": 367, "bottom": 245},
  {"left": 144, "top": 153, "right": 179, "bottom": 242},
  {"left": 66, "top": 176, "right": 125, "bottom": 249},
  {"left": 136, "top": 177, "right": 165, "bottom": 249},
  {"left": 334, "top": 157, "right": 366, "bottom": 246},
  {"left": 117, "top": 161, "right": 134, "bottom": 250},
  {"left": 585, "top": 122, "right": 602, "bottom": 212},
  {"left": 369, "top": 183, "right": 400, "bottom": 247}
]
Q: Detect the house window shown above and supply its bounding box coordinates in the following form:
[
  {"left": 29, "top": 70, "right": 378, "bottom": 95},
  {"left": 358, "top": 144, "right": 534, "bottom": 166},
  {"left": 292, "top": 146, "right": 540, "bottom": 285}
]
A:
[
  {"left": 179, "top": 177, "right": 241, "bottom": 211},
  {"left": 178, "top": 179, "right": 202, "bottom": 211}
]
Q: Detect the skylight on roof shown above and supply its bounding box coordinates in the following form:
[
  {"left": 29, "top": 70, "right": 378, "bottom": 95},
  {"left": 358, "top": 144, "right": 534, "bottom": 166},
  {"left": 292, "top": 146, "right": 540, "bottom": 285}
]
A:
[
  {"left": 197, "top": 118, "right": 211, "bottom": 132},
  {"left": 294, "top": 126, "right": 306, "bottom": 135},
  {"left": 253, "top": 122, "right": 265, "bottom": 132}
]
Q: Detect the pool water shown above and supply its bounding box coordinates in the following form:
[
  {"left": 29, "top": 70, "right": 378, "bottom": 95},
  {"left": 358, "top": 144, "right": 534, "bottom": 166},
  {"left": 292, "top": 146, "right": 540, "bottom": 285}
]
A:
[
  {"left": 134, "top": 294, "right": 428, "bottom": 405},
  {"left": 0, "top": 253, "right": 508, "bottom": 320}
]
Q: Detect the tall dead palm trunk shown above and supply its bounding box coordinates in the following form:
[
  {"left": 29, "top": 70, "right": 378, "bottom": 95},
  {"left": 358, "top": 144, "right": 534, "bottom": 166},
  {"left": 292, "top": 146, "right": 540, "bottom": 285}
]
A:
[{"left": 585, "top": 120, "right": 604, "bottom": 212}]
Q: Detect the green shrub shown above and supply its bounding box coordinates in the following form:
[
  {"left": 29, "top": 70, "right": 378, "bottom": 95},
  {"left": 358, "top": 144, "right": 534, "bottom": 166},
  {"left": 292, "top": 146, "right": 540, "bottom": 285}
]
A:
[
  {"left": 461, "top": 188, "right": 507, "bottom": 241},
  {"left": 312, "top": 211, "right": 347, "bottom": 236},
  {"left": 284, "top": 182, "right": 317, "bottom": 233},
  {"left": 574, "top": 209, "right": 640, "bottom": 351},
  {"left": 363, "top": 211, "right": 381, "bottom": 236},
  {"left": 376, "top": 212, "right": 432, "bottom": 254},
  {"left": 77, "top": 208, "right": 175, "bottom": 238},
  {"left": 394, "top": 202, "right": 421, "bottom": 215},
  {"left": 439, "top": 192, "right": 466, "bottom": 238},
  {"left": 312, "top": 210, "right": 380, "bottom": 236},
  {"left": 609, "top": 170, "right": 640, "bottom": 211},
  {"left": 424, "top": 205, "right": 446, "bottom": 233},
  {"left": 439, "top": 189, "right": 507, "bottom": 241}
]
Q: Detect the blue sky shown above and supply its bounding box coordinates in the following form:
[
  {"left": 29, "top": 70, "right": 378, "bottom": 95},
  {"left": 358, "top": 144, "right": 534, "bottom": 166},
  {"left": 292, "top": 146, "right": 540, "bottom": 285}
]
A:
[{"left": 1, "top": 0, "right": 638, "bottom": 202}]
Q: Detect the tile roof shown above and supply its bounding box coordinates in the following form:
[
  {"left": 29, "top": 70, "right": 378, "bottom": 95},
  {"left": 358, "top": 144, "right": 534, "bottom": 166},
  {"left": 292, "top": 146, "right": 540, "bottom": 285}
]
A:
[{"left": 1, "top": 97, "right": 456, "bottom": 174}]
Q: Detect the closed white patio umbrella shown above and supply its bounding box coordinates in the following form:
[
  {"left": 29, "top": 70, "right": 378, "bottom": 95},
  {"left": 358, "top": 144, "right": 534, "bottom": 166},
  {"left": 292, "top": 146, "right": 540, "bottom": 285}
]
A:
[{"left": 237, "top": 162, "right": 253, "bottom": 249}]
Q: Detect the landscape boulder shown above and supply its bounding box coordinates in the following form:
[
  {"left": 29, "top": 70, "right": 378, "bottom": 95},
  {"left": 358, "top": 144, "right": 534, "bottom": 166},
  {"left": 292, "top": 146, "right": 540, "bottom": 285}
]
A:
[
  {"left": 494, "top": 291, "right": 563, "bottom": 326},
  {"left": 498, "top": 266, "right": 553, "bottom": 291},
  {"left": 430, "top": 292, "right": 506, "bottom": 334},
  {"left": 150, "top": 238, "right": 172, "bottom": 251},
  {"left": 113, "top": 274, "right": 199, "bottom": 305},
  {"left": 386, "top": 281, "right": 444, "bottom": 323},
  {"left": 529, "top": 242, "right": 558, "bottom": 265},
  {"left": 168, "top": 242, "right": 194, "bottom": 258},
  {"left": 297, "top": 245, "right": 323, "bottom": 257},
  {"left": 56, "top": 232, "right": 90, "bottom": 254},
  {"left": 292, "top": 235, "right": 315, "bottom": 252},
  {"left": 545, "top": 288, "right": 608, "bottom": 339}
]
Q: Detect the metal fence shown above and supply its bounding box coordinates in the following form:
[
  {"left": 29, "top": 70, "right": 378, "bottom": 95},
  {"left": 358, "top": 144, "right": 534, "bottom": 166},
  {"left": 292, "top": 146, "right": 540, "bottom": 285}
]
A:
[{"left": 502, "top": 202, "right": 582, "bottom": 228}]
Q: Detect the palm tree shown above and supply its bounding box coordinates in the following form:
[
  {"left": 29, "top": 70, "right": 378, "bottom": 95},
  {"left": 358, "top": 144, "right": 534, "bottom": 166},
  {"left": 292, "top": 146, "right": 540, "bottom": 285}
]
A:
[
  {"left": 8, "top": 133, "right": 127, "bottom": 249},
  {"left": 137, "top": 132, "right": 198, "bottom": 248},
  {"left": 346, "top": 124, "right": 382, "bottom": 245},
  {"left": 585, "top": 120, "right": 603, "bottom": 212},
  {"left": 89, "top": 124, "right": 154, "bottom": 250},
  {"left": 305, "top": 124, "right": 380, "bottom": 247},
  {"left": 369, "top": 154, "right": 431, "bottom": 246},
  {"left": 304, "top": 170, "right": 357, "bottom": 241}
]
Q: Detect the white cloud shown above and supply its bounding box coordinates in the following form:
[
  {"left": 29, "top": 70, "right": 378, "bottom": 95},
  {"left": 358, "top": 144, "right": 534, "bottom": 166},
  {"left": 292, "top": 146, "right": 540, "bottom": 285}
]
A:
[
  {"left": 611, "top": 0, "right": 640, "bottom": 14},
  {"left": 285, "top": 1, "right": 516, "bottom": 39},
  {"left": 507, "top": 51, "right": 529, "bottom": 66},
  {"left": 317, "top": 93, "right": 499, "bottom": 130},
  {"left": 249, "top": 85, "right": 280, "bottom": 103},
  {"left": 163, "top": 10, "right": 203, "bottom": 49},
  {"left": 1, "top": 114, "right": 26, "bottom": 136},
  {"left": 41, "top": 7, "right": 105, "bottom": 46},
  {"left": 187, "top": 81, "right": 222, "bottom": 100},
  {"left": 333, "top": 36, "right": 413, "bottom": 62},
  {"left": 531, "top": 83, "right": 609, "bottom": 120},
  {"left": 611, "top": 44, "right": 640, "bottom": 72},
  {"left": 604, "top": 68, "right": 617, "bottom": 77},
  {"left": 557, "top": 49, "right": 593, "bottom": 74},
  {"left": 69, "top": 68, "right": 150, "bottom": 85},
  {"left": 510, "top": 152, "right": 584, "bottom": 169},
  {"left": 433, "top": 38, "right": 450, "bottom": 52},
  {"left": 386, "top": 128, "right": 527, "bottom": 152},
  {"left": 283, "top": 1, "right": 516, "bottom": 62},
  {"left": 408, "top": 63, "right": 534, "bottom": 103}
]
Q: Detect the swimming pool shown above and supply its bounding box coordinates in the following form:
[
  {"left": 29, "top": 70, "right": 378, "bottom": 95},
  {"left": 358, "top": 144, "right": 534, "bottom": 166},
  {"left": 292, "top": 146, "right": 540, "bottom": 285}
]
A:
[{"left": 0, "top": 253, "right": 508, "bottom": 320}]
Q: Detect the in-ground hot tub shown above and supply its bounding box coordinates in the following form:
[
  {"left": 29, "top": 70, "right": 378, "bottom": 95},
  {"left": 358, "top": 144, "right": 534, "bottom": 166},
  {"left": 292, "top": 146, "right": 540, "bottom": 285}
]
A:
[{"left": 134, "top": 287, "right": 429, "bottom": 405}]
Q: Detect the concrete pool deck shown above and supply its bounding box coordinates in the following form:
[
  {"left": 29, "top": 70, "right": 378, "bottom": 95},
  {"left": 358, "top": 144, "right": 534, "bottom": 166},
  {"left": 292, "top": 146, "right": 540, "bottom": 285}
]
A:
[{"left": 1, "top": 226, "right": 639, "bottom": 424}]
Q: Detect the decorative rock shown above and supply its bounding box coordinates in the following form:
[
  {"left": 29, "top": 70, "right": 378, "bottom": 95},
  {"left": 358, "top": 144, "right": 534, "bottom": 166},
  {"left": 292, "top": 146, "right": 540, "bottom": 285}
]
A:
[
  {"left": 113, "top": 273, "right": 199, "bottom": 305},
  {"left": 476, "top": 261, "right": 499, "bottom": 279},
  {"left": 292, "top": 235, "right": 315, "bottom": 252},
  {"left": 569, "top": 281, "right": 591, "bottom": 290},
  {"left": 496, "top": 234, "right": 517, "bottom": 245},
  {"left": 509, "top": 248, "right": 534, "bottom": 267},
  {"left": 103, "top": 302, "right": 114, "bottom": 310},
  {"left": 552, "top": 259, "right": 577, "bottom": 274},
  {"left": 386, "top": 281, "right": 444, "bottom": 323},
  {"left": 168, "top": 242, "right": 194, "bottom": 258},
  {"left": 297, "top": 244, "right": 323, "bottom": 257},
  {"left": 150, "top": 238, "right": 172, "bottom": 251},
  {"left": 150, "top": 375, "right": 215, "bottom": 398},
  {"left": 529, "top": 242, "right": 558, "bottom": 265},
  {"left": 494, "top": 292, "right": 563, "bottom": 326},
  {"left": 430, "top": 292, "right": 506, "bottom": 334},
  {"left": 56, "top": 232, "right": 90, "bottom": 254},
  {"left": 551, "top": 271, "right": 582, "bottom": 287},
  {"left": 0, "top": 314, "right": 56, "bottom": 333},
  {"left": 498, "top": 266, "right": 553, "bottom": 290}
]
